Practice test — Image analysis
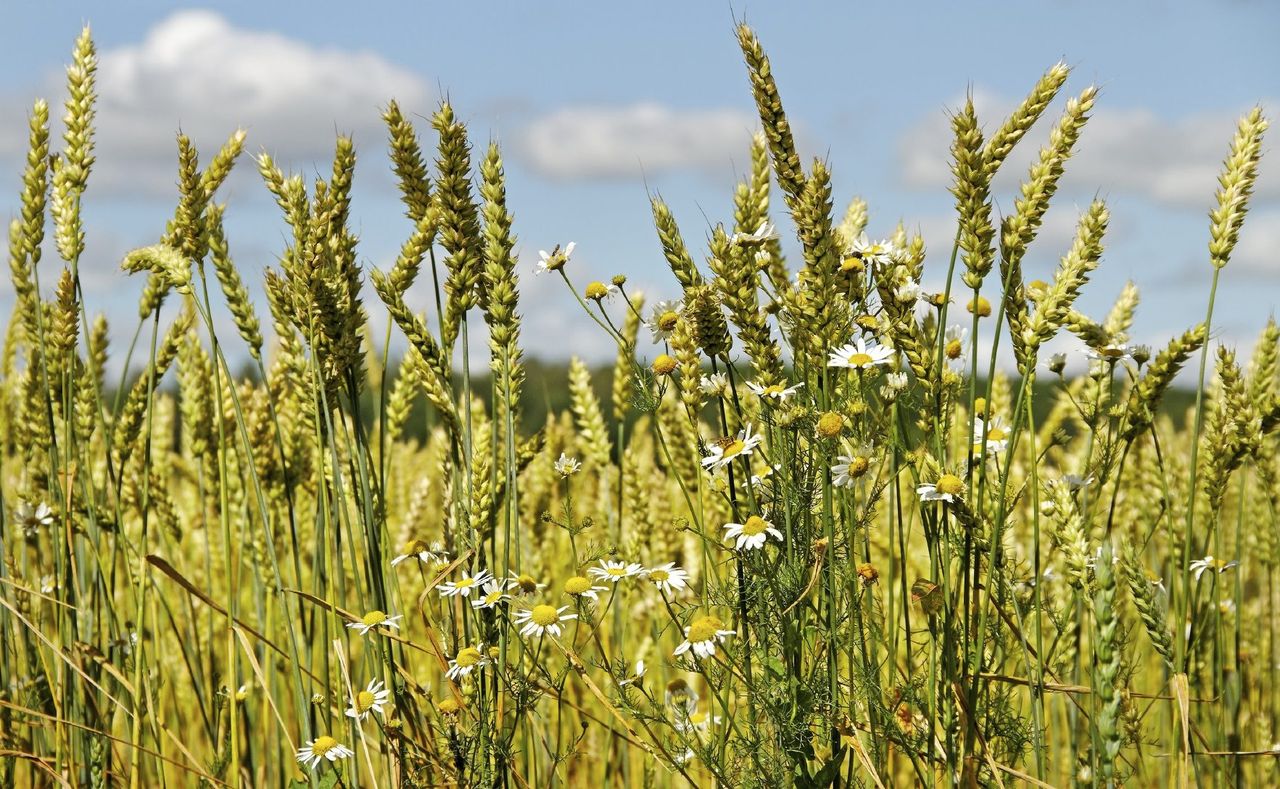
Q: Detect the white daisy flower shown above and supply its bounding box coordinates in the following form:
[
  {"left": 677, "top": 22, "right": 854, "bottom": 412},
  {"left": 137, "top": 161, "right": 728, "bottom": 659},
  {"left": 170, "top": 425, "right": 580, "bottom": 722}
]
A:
[
  {"left": 1190, "top": 555, "right": 1238, "bottom": 581},
  {"left": 588, "top": 560, "right": 644, "bottom": 583},
  {"left": 536, "top": 241, "right": 575, "bottom": 274},
  {"left": 894, "top": 278, "right": 922, "bottom": 304},
  {"left": 943, "top": 325, "right": 968, "bottom": 363},
  {"left": 880, "top": 372, "right": 909, "bottom": 400},
  {"left": 831, "top": 454, "right": 871, "bottom": 488},
  {"left": 471, "top": 579, "right": 512, "bottom": 609},
  {"left": 723, "top": 515, "right": 783, "bottom": 551},
  {"left": 747, "top": 380, "right": 804, "bottom": 402},
  {"left": 390, "top": 537, "right": 436, "bottom": 567},
  {"left": 619, "top": 658, "right": 646, "bottom": 687},
  {"left": 972, "top": 416, "right": 1010, "bottom": 455},
  {"left": 15, "top": 502, "right": 55, "bottom": 538},
  {"left": 701, "top": 423, "right": 764, "bottom": 470},
  {"left": 673, "top": 615, "right": 735, "bottom": 660},
  {"left": 584, "top": 281, "right": 618, "bottom": 301},
  {"left": 345, "top": 679, "right": 391, "bottom": 721},
  {"left": 296, "top": 736, "right": 354, "bottom": 770},
  {"left": 827, "top": 337, "right": 894, "bottom": 370},
  {"left": 645, "top": 299, "right": 684, "bottom": 343},
  {"left": 730, "top": 221, "right": 778, "bottom": 247},
  {"left": 1046, "top": 352, "right": 1068, "bottom": 374},
  {"left": 563, "top": 575, "right": 609, "bottom": 600},
  {"left": 514, "top": 604, "right": 577, "bottom": 638},
  {"left": 918, "top": 474, "right": 965, "bottom": 503},
  {"left": 446, "top": 644, "right": 492, "bottom": 680},
  {"left": 664, "top": 677, "right": 699, "bottom": 713},
  {"left": 675, "top": 707, "right": 723, "bottom": 733},
  {"left": 848, "top": 233, "right": 899, "bottom": 267},
  {"left": 438, "top": 569, "right": 494, "bottom": 598},
  {"left": 507, "top": 573, "right": 548, "bottom": 597},
  {"left": 1085, "top": 344, "right": 1137, "bottom": 363},
  {"left": 554, "top": 453, "right": 581, "bottom": 477},
  {"left": 646, "top": 563, "right": 690, "bottom": 593},
  {"left": 346, "top": 610, "right": 403, "bottom": 636},
  {"left": 700, "top": 373, "right": 729, "bottom": 396}
]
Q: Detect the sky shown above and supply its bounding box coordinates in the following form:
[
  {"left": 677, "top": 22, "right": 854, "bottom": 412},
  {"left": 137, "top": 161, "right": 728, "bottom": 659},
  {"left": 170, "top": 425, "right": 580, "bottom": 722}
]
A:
[{"left": 1, "top": 1, "right": 1277, "bottom": 374}]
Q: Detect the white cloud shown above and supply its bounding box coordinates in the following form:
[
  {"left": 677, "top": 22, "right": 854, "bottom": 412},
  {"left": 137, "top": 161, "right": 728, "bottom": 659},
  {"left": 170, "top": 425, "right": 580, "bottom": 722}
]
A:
[
  {"left": 517, "top": 102, "right": 758, "bottom": 181},
  {"left": 1, "top": 10, "right": 433, "bottom": 197},
  {"left": 899, "top": 89, "right": 1277, "bottom": 210},
  {"left": 1234, "top": 207, "right": 1280, "bottom": 277}
]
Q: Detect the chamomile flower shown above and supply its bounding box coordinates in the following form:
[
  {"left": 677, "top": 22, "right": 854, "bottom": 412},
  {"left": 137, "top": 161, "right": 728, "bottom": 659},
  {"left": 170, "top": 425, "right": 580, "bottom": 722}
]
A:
[
  {"left": 536, "top": 241, "right": 575, "bottom": 274},
  {"left": 665, "top": 678, "right": 699, "bottom": 713},
  {"left": 646, "top": 563, "right": 690, "bottom": 594},
  {"left": 15, "top": 502, "right": 54, "bottom": 538},
  {"left": 584, "top": 281, "right": 618, "bottom": 302},
  {"left": 848, "top": 233, "right": 899, "bottom": 267},
  {"left": 894, "top": 278, "right": 922, "bottom": 304},
  {"left": 507, "top": 573, "right": 547, "bottom": 596},
  {"left": 675, "top": 707, "right": 723, "bottom": 733},
  {"left": 972, "top": 416, "right": 1010, "bottom": 455},
  {"left": 723, "top": 515, "right": 783, "bottom": 551},
  {"left": 446, "top": 645, "right": 491, "bottom": 680},
  {"left": 514, "top": 604, "right": 576, "bottom": 638},
  {"left": 1086, "top": 344, "right": 1137, "bottom": 363},
  {"left": 646, "top": 299, "right": 684, "bottom": 342},
  {"left": 747, "top": 380, "right": 804, "bottom": 402},
  {"left": 345, "top": 679, "right": 390, "bottom": 721},
  {"left": 701, "top": 423, "right": 764, "bottom": 470},
  {"left": 346, "top": 610, "right": 403, "bottom": 636},
  {"left": 554, "top": 453, "right": 581, "bottom": 477},
  {"left": 438, "top": 569, "right": 494, "bottom": 598},
  {"left": 619, "top": 659, "right": 646, "bottom": 687},
  {"left": 943, "top": 325, "right": 968, "bottom": 363},
  {"left": 390, "top": 537, "right": 436, "bottom": 567},
  {"left": 831, "top": 454, "right": 871, "bottom": 488},
  {"left": 588, "top": 559, "right": 644, "bottom": 583},
  {"left": 1190, "top": 555, "right": 1238, "bottom": 581},
  {"left": 918, "top": 474, "right": 965, "bottom": 503},
  {"left": 880, "top": 371, "right": 909, "bottom": 400},
  {"left": 699, "top": 373, "right": 729, "bottom": 397},
  {"left": 296, "top": 736, "right": 353, "bottom": 770},
  {"left": 674, "top": 615, "right": 736, "bottom": 660},
  {"left": 730, "top": 221, "right": 778, "bottom": 247},
  {"left": 828, "top": 337, "right": 894, "bottom": 370},
  {"left": 471, "top": 579, "right": 512, "bottom": 609},
  {"left": 563, "top": 575, "right": 609, "bottom": 601}
]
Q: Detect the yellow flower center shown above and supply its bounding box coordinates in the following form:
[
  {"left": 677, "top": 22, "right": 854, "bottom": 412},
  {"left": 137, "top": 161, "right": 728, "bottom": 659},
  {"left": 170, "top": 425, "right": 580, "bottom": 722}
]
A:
[
  {"left": 361, "top": 610, "right": 387, "bottom": 627},
  {"left": 483, "top": 590, "right": 504, "bottom": 605},
  {"left": 686, "top": 616, "right": 725, "bottom": 643},
  {"left": 666, "top": 678, "right": 691, "bottom": 695},
  {"left": 400, "top": 538, "right": 428, "bottom": 556},
  {"left": 1098, "top": 346, "right": 1126, "bottom": 358},
  {"left": 564, "top": 576, "right": 593, "bottom": 595},
  {"left": 985, "top": 426, "right": 1006, "bottom": 442},
  {"left": 355, "top": 690, "right": 376, "bottom": 712},
  {"left": 454, "top": 577, "right": 476, "bottom": 589},
  {"left": 690, "top": 709, "right": 709, "bottom": 725},
  {"left": 515, "top": 574, "right": 538, "bottom": 593},
  {"left": 763, "top": 384, "right": 785, "bottom": 396},
  {"left": 605, "top": 566, "right": 628, "bottom": 577},
  {"left": 936, "top": 475, "right": 965, "bottom": 497},
  {"left": 816, "top": 412, "right": 844, "bottom": 438},
  {"left": 530, "top": 605, "right": 561, "bottom": 626},
  {"left": 720, "top": 439, "right": 746, "bottom": 458},
  {"left": 847, "top": 352, "right": 873, "bottom": 367},
  {"left": 311, "top": 736, "right": 338, "bottom": 756},
  {"left": 945, "top": 339, "right": 963, "bottom": 360},
  {"left": 741, "top": 516, "right": 768, "bottom": 536},
  {"left": 652, "top": 354, "right": 678, "bottom": 375},
  {"left": 967, "top": 296, "right": 992, "bottom": 317},
  {"left": 585, "top": 281, "right": 608, "bottom": 300},
  {"left": 455, "top": 647, "right": 482, "bottom": 667},
  {"left": 658, "top": 311, "right": 679, "bottom": 331},
  {"left": 849, "top": 456, "right": 870, "bottom": 476},
  {"left": 437, "top": 698, "right": 462, "bottom": 715},
  {"left": 649, "top": 569, "right": 670, "bottom": 582}
]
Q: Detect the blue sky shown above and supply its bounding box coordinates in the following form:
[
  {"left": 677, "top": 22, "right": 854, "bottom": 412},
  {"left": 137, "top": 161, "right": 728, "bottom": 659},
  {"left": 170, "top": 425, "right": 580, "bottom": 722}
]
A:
[{"left": 1, "top": 1, "right": 1277, "bottom": 371}]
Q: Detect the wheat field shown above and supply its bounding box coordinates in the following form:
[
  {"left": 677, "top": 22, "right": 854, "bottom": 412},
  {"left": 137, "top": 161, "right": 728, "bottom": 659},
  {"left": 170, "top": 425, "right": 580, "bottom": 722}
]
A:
[{"left": 0, "top": 21, "right": 1276, "bottom": 789}]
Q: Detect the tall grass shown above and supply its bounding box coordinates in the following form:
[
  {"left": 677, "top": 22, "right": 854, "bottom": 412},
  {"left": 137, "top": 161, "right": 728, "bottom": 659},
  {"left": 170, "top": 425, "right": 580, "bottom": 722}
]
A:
[{"left": 1, "top": 22, "right": 1276, "bottom": 788}]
